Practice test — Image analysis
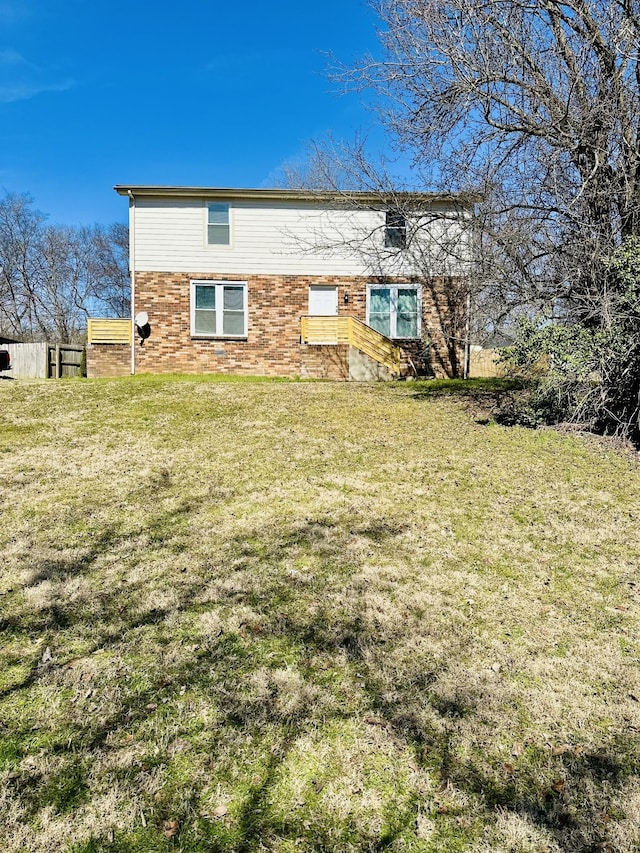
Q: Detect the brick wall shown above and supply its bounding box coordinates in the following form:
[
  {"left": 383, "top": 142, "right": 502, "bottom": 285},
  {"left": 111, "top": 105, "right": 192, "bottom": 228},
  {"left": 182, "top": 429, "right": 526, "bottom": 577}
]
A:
[
  {"left": 300, "top": 344, "right": 350, "bottom": 380},
  {"left": 86, "top": 343, "right": 130, "bottom": 378},
  {"left": 118, "top": 272, "right": 464, "bottom": 379}
]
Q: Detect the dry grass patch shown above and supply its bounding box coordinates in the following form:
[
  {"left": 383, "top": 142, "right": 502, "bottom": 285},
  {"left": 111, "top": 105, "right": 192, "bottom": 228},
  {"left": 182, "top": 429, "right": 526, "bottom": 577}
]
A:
[{"left": 0, "top": 375, "right": 639, "bottom": 851}]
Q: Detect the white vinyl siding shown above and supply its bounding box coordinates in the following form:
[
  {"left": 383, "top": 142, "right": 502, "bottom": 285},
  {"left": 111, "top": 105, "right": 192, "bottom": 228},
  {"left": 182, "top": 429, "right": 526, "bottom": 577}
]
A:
[
  {"left": 191, "top": 281, "right": 248, "bottom": 338},
  {"left": 131, "top": 199, "right": 467, "bottom": 277},
  {"left": 367, "top": 285, "right": 421, "bottom": 339}
]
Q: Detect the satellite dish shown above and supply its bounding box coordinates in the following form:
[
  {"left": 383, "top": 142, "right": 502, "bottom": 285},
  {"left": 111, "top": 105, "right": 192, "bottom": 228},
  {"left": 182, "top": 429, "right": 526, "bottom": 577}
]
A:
[{"left": 135, "top": 311, "right": 151, "bottom": 346}]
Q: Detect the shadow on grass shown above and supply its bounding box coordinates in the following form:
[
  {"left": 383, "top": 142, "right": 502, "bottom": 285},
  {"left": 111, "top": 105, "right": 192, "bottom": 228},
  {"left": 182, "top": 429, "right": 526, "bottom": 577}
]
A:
[
  {"left": 266, "top": 598, "right": 635, "bottom": 852},
  {"left": 407, "top": 377, "right": 543, "bottom": 431},
  {"left": 407, "top": 377, "right": 526, "bottom": 399},
  {"left": 1, "top": 509, "right": 637, "bottom": 852}
]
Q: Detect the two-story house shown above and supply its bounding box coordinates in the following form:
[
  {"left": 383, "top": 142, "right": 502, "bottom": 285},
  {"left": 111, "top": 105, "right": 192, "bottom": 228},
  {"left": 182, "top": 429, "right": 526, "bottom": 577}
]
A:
[{"left": 86, "top": 186, "right": 476, "bottom": 380}]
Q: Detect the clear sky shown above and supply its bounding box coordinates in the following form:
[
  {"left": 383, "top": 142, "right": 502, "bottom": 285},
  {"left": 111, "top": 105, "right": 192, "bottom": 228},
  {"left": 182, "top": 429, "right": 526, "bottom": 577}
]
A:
[{"left": 0, "top": 0, "right": 385, "bottom": 228}]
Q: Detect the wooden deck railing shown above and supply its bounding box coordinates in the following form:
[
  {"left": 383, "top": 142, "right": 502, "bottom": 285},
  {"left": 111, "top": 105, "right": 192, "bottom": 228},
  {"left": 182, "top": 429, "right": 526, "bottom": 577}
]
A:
[
  {"left": 300, "top": 315, "right": 403, "bottom": 374},
  {"left": 87, "top": 318, "right": 132, "bottom": 345}
]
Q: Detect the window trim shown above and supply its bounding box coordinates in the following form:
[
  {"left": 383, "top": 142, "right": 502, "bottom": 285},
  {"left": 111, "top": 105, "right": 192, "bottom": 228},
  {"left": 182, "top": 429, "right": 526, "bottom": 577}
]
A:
[
  {"left": 366, "top": 284, "right": 422, "bottom": 340},
  {"left": 190, "top": 280, "right": 248, "bottom": 339},
  {"left": 205, "top": 201, "right": 233, "bottom": 248}
]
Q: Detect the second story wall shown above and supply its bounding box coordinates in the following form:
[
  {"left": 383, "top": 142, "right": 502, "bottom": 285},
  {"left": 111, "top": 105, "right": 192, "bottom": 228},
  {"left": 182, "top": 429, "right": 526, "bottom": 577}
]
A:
[{"left": 130, "top": 196, "right": 472, "bottom": 278}]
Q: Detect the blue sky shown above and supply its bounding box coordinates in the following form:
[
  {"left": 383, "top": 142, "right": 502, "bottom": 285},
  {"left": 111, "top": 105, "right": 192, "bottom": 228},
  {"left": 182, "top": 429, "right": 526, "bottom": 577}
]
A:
[{"left": 0, "top": 0, "right": 386, "bottom": 227}]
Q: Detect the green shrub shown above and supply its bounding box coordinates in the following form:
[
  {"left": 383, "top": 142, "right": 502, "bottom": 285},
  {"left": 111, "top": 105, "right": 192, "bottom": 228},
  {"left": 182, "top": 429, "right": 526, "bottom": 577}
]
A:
[{"left": 498, "top": 238, "right": 640, "bottom": 439}]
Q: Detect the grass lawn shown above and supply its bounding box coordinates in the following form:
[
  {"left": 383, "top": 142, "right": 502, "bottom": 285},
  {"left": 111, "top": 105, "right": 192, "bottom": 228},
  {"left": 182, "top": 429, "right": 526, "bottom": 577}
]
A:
[{"left": 1, "top": 374, "right": 640, "bottom": 852}]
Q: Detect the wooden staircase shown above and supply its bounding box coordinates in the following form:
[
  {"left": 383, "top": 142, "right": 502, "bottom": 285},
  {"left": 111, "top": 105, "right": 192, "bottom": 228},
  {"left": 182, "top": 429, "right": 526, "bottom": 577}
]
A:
[{"left": 300, "top": 316, "right": 405, "bottom": 378}]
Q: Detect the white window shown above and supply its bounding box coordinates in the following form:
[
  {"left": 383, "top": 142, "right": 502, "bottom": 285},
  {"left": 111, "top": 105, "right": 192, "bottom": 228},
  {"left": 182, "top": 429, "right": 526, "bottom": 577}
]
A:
[
  {"left": 207, "top": 202, "right": 230, "bottom": 245},
  {"left": 367, "top": 285, "right": 421, "bottom": 339},
  {"left": 191, "top": 281, "right": 248, "bottom": 338}
]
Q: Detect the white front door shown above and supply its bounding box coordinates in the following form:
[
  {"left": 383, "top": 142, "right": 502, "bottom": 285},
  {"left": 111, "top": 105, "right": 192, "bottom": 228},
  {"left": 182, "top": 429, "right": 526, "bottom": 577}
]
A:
[{"left": 309, "top": 285, "right": 338, "bottom": 316}]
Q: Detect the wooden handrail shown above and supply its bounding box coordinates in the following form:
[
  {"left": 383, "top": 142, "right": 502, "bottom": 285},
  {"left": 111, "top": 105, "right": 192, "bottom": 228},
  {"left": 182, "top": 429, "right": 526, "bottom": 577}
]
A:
[{"left": 301, "top": 315, "right": 402, "bottom": 374}]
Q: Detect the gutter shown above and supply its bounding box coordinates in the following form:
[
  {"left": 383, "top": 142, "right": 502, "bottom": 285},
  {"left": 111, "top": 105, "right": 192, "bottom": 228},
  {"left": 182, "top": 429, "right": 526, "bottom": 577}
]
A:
[{"left": 113, "top": 185, "right": 483, "bottom": 207}]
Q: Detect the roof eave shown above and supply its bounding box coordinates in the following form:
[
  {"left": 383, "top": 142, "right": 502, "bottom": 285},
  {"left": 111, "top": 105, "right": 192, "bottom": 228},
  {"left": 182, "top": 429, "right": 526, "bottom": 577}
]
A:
[{"left": 114, "top": 185, "right": 482, "bottom": 206}]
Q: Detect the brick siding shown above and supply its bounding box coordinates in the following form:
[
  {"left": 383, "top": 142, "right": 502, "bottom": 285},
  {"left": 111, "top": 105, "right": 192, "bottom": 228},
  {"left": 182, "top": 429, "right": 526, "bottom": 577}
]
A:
[
  {"left": 86, "top": 342, "right": 130, "bottom": 378},
  {"left": 97, "top": 272, "right": 464, "bottom": 380},
  {"left": 300, "top": 344, "right": 350, "bottom": 380}
]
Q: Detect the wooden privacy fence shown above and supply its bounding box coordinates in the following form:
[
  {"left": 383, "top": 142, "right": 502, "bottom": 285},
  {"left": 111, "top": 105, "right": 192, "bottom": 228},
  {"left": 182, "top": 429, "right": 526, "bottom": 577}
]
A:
[
  {"left": 1, "top": 342, "right": 85, "bottom": 379},
  {"left": 48, "top": 345, "right": 84, "bottom": 378},
  {"left": 468, "top": 346, "right": 506, "bottom": 378}
]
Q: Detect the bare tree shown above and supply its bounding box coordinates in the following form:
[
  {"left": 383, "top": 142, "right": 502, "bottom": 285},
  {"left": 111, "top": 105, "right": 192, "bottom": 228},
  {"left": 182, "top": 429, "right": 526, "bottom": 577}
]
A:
[
  {"left": 0, "top": 191, "right": 129, "bottom": 342},
  {"left": 273, "top": 138, "right": 476, "bottom": 376},
  {"left": 340, "top": 1, "right": 640, "bottom": 330},
  {"left": 0, "top": 192, "right": 45, "bottom": 339},
  {"left": 271, "top": 139, "right": 363, "bottom": 192},
  {"left": 86, "top": 222, "right": 130, "bottom": 318}
]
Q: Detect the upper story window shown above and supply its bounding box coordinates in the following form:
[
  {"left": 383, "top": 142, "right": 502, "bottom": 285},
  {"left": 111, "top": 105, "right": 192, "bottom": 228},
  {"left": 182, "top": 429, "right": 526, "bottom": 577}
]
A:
[
  {"left": 207, "top": 202, "right": 230, "bottom": 245},
  {"left": 384, "top": 209, "right": 407, "bottom": 249}
]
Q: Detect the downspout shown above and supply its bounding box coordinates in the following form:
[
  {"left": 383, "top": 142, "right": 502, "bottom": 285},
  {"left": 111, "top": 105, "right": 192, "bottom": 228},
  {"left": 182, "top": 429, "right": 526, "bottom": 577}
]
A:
[{"left": 128, "top": 190, "right": 136, "bottom": 375}]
